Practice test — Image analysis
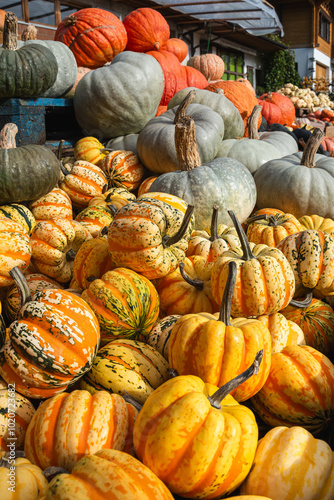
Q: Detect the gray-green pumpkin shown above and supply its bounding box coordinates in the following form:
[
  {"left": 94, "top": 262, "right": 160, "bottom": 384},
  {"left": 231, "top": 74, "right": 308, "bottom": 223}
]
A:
[
  {"left": 0, "top": 12, "right": 58, "bottom": 98},
  {"left": 74, "top": 51, "right": 165, "bottom": 140},
  {"left": 105, "top": 134, "right": 139, "bottom": 155},
  {"left": 167, "top": 86, "right": 244, "bottom": 139}
]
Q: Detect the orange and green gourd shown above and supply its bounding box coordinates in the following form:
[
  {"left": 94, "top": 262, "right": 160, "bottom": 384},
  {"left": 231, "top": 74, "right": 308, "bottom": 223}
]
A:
[
  {"left": 245, "top": 209, "right": 305, "bottom": 247},
  {"left": 74, "top": 136, "right": 107, "bottom": 166},
  {"left": 0, "top": 203, "right": 36, "bottom": 235},
  {"left": 88, "top": 186, "right": 136, "bottom": 210},
  {"left": 75, "top": 204, "right": 116, "bottom": 238},
  {"left": 299, "top": 214, "right": 334, "bottom": 237},
  {"left": 73, "top": 236, "right": 115, "bottom": 290},
  {"left": 29, "top": 187, "right": 73, "bottom": 221},
  {"left": 100, "top": 149, "right": 146, "bottom": 191}
]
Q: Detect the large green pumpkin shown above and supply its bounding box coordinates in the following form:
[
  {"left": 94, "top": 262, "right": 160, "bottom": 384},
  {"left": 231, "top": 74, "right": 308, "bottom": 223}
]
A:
[{"left": 74, "top": 51, "right": 164, "bottom": 139}]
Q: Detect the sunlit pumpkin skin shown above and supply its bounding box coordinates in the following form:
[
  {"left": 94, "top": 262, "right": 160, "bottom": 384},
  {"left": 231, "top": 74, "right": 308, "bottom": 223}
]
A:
[
  {"left": 55, "top": 8, "right": 128, "bottom": 69},
  {"left": 0, "top": 204, "right": 36, "bottom": 235},
  {"left": 0, "top": 388, "right": 35, "bottom": 451},
  {"left": 162, "top": 37, "right": 188, "bottom": 62},
  {"left": 138, "top": 176, "right": 158, "bottom": 197},
  {"left": 240, "top": 426, "right": 334, "bottom": 500},
  {"left": 74, "top": 136, "right": 107, "bottom": 166},
  {"left": 101, "top": 149, "right": 145, "bottom": 191},
  {"left": 88, "top": 186, "right": 136, "bottom": 210},
  {"left": 0, "top": 456, "right": 48, "bottom": 499},
  {"left": 44, "top": 448, "right": 174, "bottom": 499},
  {"left": 147, "top": 314, "right": 181, "bottom": 361},
  {"left": 182, "top": 65, "right": 209, "bottom": 89},
  {"left": 277, "top": 229, "right": 334, "bottom": 297},
  {"left": 107, "top": 195, "right": 195, "bottom": 280},
  {"left": 75, "top": 204, "right": 115, "bottom": 238},
  {"left": 186, "top": 225, "right": 240, "bottom": 263},
  {"left": 59, "top": 160, "right": 108, "bottom": 209},
  {"left": 30, "top": 218, "right": 92, "bottom": 283},
  {"left": 299, "top": 214, "right": 334, "bottom": 237},
  {"left": 251, "top": 344, "right": 334, "bottom": 434},
  {"left": 123, "top": 7, "right": 170, "bottom": 52},
  {"left": 81, "top": 267, "right": 159, "bottom": 343},
  {"left": 80, "top": 339, "right": 169, "bottom": 404},
  {"left": 73, "top": 236, "right": 115, "bottom": 290},
  {"left": 258, "top": 92, "right": 296, "bottom": 128},
  {"left": 154, "top": 256, "right": 219, "bottom": 316},
  {"left": 29, "top": 188, "right": 73, "bottom": 222},
  {"left": 281, "top": 298, "right": 334, "bottom": 358},
  {"left": 246, "top": 211, "right": 305, "bottom": 247},
  {"left": 24, "top": 390, "right": 138, "bottom": 472},
  {"left": 133, "top": 374, "right": 258, "bottom": 499},
  {"left": 256, "top": 312, "right": 306, "bottom": 354},
  {"left": 187, "top": 53, "right": 225, "bottom": 82},
  {"left": 4, "top": 288, "right": 100, "bottom": 390},
  {"left": 0, "top": 217, "right": 31, "bottom": 287},
  {"left": 3, "top": 272, "right": 62, "bottom": 324}
]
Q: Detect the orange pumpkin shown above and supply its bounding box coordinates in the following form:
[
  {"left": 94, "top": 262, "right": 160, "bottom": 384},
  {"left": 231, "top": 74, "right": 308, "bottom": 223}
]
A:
[
  {"left": 100, "top": 150, "right": 145, "bottom": 191},
  {"left": 187, "top": 53, "right": 225, "bottom": 82},
  {"left": 162, "top": 37, "right": 188, "bottom": 62},
  {"left": 245, "top": 210, "right": 305, "bottom": 247},
  {"left": 258, "top": 91, "right": 296, "bottom": 127},
  {"left": 137, "top": 176, "right": 158, "bottom": 197},
  {"left": 123, "top": 7, "right": 170, "bottom": 52},
  {"left": 74, "top": 136, "right": 107, "bottom": 166},
  {"left": 0, "top": 217, "right": 31, "bottom": 288}
]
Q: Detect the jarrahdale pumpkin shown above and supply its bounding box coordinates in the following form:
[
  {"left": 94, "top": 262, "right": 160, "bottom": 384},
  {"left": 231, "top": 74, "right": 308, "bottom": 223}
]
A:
[
  {"left": 0, "top": 455, "right": 48, "bottom": 499},
  {"left": 133, "top": 352, "right": 262, "bottom": 499}
]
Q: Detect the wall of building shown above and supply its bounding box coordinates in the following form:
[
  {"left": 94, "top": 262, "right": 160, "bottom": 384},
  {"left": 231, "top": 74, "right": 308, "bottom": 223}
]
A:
[{"left": 294, "top": 46, "right": 332, "bottom": 81}]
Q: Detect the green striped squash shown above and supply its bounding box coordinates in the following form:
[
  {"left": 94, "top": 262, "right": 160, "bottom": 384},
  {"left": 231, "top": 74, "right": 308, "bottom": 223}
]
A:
[
  {"left": 75, "top": 205, "right": 115, "bottom": 238},
  {"left": 0, "top": 204, "right": 36, "bottom": 235},
  {"left": 147, "top": 315, "right": 181, "bottom": 361},
  {"left": 79, "top": 339, "right": 170, "bottom": 404},
  {"left": 81, "top": 267, "right": 160, "bottom": 345}
]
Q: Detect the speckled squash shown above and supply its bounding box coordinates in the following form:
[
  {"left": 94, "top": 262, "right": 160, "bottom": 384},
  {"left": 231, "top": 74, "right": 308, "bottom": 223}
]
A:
[
  {"left": 24, "top": 390, "right": 138, "bottom": 472},
  {"left": 299, "top": 214, "right": 334, "bottom": 236},
  {"left": 81, "top": 267, "right": 159, "bottom": 344},
  {"left": 240, "top": 426, "right": 334, "bottom": 500},
  {"left": 146, "top": 314, "right": 181, "bottom": 361},
  {"left": 0, "top": 217, "right": 31, "bottom": 287},
  {"left": 0, "top": 203, "right": 36, "bottom": 235},
  {"left": 74, "top": 136, "right": 107, "bottom": 166},
  {"left": 0, "top": 456, "right": 48, "bottom": 498},
  {"left": 0, "top": 388, "right": 35, "bottom": 451},
  {"left": 73, "top": 236, "right": 115, "bottom": 290},
  {"left": 251, "top": 344, "right": 334, "bottom": 434},
  {"left": 75, "top": 205, "right": 115, "bottom": 238},
  {"left": 80, "top": 339, "right": 169, "bottom": 404},
  {"left": 138, "top": 176, "right": 158, "bottom": 197},
  {"left": 29, "top": 187, "right": 73, "bottom": 221},
  {"left": 100, "top": 150, "right": 145, "bottom": 191},
  {"left": 88, "top": 186, "right": 136, "bottom": 210},
  {"left": 44, "top": 449, "right": 174, "bottom": 499},
  {"left": 256, "top": 312, "right": 306, "bottom": 354},
  {"left": 245, "top": 209, "right": 305, "bottom": 247}
]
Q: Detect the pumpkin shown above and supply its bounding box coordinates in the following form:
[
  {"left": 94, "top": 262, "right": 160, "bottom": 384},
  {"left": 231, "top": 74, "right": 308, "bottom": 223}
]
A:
[
  {"left": 75, "top": 204, "right": 115, "bottom": 238},
  {"left": 25, "top": 390, "right": 137, "bottom": 471},
  {"left": 251, "top": 344, "right": 334, "bottom": 434},
  {"left": 240, "top": 426, "right": 334, "bottom": 499},
  {"left": 257, "top": 94, "right": 282, "bottom": 125},
  {"left": 182, "top": 65, "right": 209, "bottom": 89},
  {"left": 81, "top": 267, "right": 159, "bottom": 343},
  {"left": 137, "top": 176, "right": 158, "bottom": 197},
  {"left": 79, "top": 339, "right": 169, "bottom": 404},
  {"left": 73, "top": 236, "right": 114, "bottom": 290},
  {"left": 187, "top": 53, "right": 225, "bottom": 82},
  {"left": 105, "top": 133, "right": 139, "bottom": 155},
  {"left": 0, "top": 456, "right": 48, "bottom": 499},
  {"left": 55, "top": 7, "right": 127, "bottom": 69},
  {"left": 236, "top": 77, "right": 256, "bottom": 94},
  {"left": 258, "top": 91, "right": 296, "bottom": 127},
  {"left": 0, "top": 203, "right": 36, "bottom": 235},
  {"left": 0, "top": 12, "right": 57, "bottom": 98},
  {"left": 0, "top": 123, "right": 60, "bottom": 205},
  {"left": 123, "top": 7, "right": 170, "bottom": 52},
  {"left": 2, "top": 267, "right": 100, "bottom": 392},
  {"left": 107, "top": 195, "right": 195, "bottom": 280},
  {"left": 0, "top": 388, "right": 35, "bottom": 451},
  {"left": 169, "top": 260, "right": 271, "bottom": 402},
  {"left": 74, "top": 136, "right": 107, "bottom": 166},
  {"left": 88, "top": 186, "right": 136, "bottom": 209},
  {"left": 256, "top": 312, "right": 305, "bottom": 354},
  {"left": 205, "top": 79, "right": 261, "bottom": 136},
  {"left": 133, "top": 356, "right": 261, "bottom": 498},
  {"left": 145, "top": 49, "right": 184, "bottom": 77},
  {"left": 44, "top": 449, "right": 174, "bottom": 499},
  {"left": 146, "top": 314, "right": 181, "bottom": 360},
  {"left": 163, "top": 37, "right": 188, "bottom": 62},
  {"left": 147, "top": 92, "right": 256, "bottom": 231},
  {"left": 30, "top": 218, "right": 92, "bottom": 283},
  {"left": 158, "top": 70, "right": 188, "bottom": 107},
  {"left": 299, "top": 214, "right": 334, "bottom": 236},
  {"left": 64, "top": 66, "right": 92, "bottom": 98},
  {"left": 29, "top": 188, "right": 73, "bottom": 222},
  {"left": 0, "top": 217, "right": 31, "bottom": 288},
  {"left": 211, "top": 211, "right": 295, "bottom": 317},
  {"left": 100, "top": 149, "right": 145, "bottom": 191},
  {"left": 74, "top": 51, "right": 164, "bottom": 140}
]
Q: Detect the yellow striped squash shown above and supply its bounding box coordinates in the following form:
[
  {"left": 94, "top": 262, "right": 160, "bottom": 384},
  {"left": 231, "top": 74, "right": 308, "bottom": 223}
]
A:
[
  {"left": 0, "top": 217, "right": 31, "bottom": 288},
  {"left": 29, "top": 187, "right": 73, "bottom": 221},
  {"left": 299, "top": 214, "right": 334, "bottom": 236},
  {"left": 0, "top": 204, "right": 36, "bottom": 235},
  {"left": 75, "top": 204, "right": 115, "bottom": 238},
  {"left": 0, "top": 457, "right": 48, "bottom": 499},
  {"left": 147, "top": 314, "right": 181, "bottom": 361},
  {"left": 88, "top": 186, "right": 136, "bottom": 209},
  {"left": 74, "top": 136, "right": 107, "bottom": 166},
  {"left": 256, "top": 312, "right": 306, "bottom": 354},
  {"left": 0, "top": 389, "right": 35, "bottom": 451},
  {"left": 73, "top": 236, "right": 115, "bottom": 290},
  {"left": 101, "top": 150, "right": 145, "bottom": 191}
]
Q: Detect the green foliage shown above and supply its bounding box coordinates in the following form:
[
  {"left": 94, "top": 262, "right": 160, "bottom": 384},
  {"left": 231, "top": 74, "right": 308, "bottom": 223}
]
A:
[{"left": 262, "top": 48, "right": 301, "bottom": 92}]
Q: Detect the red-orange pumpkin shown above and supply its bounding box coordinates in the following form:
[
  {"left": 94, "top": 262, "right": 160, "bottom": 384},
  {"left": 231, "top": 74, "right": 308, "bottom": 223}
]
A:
[
  {"left": 123, "top": 7, "right": 170, "bottom": 52},
  {"left": 162, "top": 37, "right": 188, "bottom": 63},
  {"left": 182, "top": 65, "right": 209, "bottom": 89},
  {"left": 258, "top": 91, "right": 296, "bottom": 127}
]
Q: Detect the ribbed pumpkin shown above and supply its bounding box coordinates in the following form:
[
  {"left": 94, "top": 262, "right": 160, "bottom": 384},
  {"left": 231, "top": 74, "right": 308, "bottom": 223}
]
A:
[
  {"left": 251, "top": 344, "right": 334, "bottom": 434},
  {"left": 211, "top": 211, "right": 295, "bottom": 317},
  {"left": 169, "top": 261, "right": 271, "bottom": 402},
  {"left": 30, "top": 218, "right": 92, "bottom": 283},
  {"left": 81, "top": 267, "right": 159, "bottom": 344},
  {"left": 146, "top": 314, "right": 181, "bottom": 361},
  {"left": 240, "top": 426, "right": 334, "bottom": 499},
  {"left": 245, "top": 210, "right": 305, "bottom": 247},
  {"left": 133, "top": 360, "right": 261, "bottom": 499},
  {"left": 0, "top": 217, "right": 31, "bottom": 288},
  {"left": 0, "top": 456, "right": 48, "bottom": 498},
  {"left": 159, "top": 71, "right": 188, "bottom": 107},
  {"left": 24, "top": 390, "right": 137, "bottom": 471},
  {"left": 299, "top": 214, "right": 334, "bottom": 236},
  {"left": 145, "top": 49, "right": 184, "bottom": 78},
  {"left": 258, "top": 91, "right": 296, "bottom": 127},
  {"left": 163, "top": 37, "right": 188, "bottom": 62},
  {"left": 73, "top": 236, "right": 115, "bottom": 290},
  {"left": 59, "top": 160, "right": 108, "bottom": 209},
  {"left": 88, "top": 186, "right": 136, "bottom": 209},
  {"left": 187, "top": 53, "right": 225, "bottom": 82},
  {"left": 80, "top": 339, "right": 169, "bottom": 404},
  {"left": 256, "top": 312, "right": 306, "bottom": 354},
  {"left": 55, "top": 8, "right": 127, "bottom": 69},
  {"left": 123, "top": 7, "right": 170, "bottom": 52},
  {"left": 0, "top": 203, "right": 35, "bottom": 235},
  {"left": 44, "top": 449, "right": 174, "bottom": 499},
  {"left": 257, "top": 94, "right": 282, "bottom": 126},
  {"left": 3, "top": 268, "right": 100, "bottom": 392},
  {"left": 29, "top": 187, "right": 73, "bottom": 222},
  {"left": 0, "top": 388, "right": 35, "bottom": 451},
  {"left": 154, "top": 256, "right": 219, "bottom": 316},
  {"left": 100, "top": 150, "right": 145, "bottom": 191},
  {"left": 74, "top": 136, "right": 107, "bottom": 166},
  {"left": 107, "top": 195, "right": 195, "bottom": 280},
  {"left": 75, "top": 204, "right": 115, "bottom": 238}
]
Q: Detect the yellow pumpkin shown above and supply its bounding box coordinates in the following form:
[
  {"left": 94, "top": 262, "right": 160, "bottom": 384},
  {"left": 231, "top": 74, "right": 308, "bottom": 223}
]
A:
[{"left": 0, "top": 456, "right": 48, "bottom": 499}]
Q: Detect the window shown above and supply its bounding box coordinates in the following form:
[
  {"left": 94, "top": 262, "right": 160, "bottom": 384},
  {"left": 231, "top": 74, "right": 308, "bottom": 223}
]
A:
[
  {"left": 319, "top": 9, "right": 331, "bottom": 43},
  {"left": 0, "top": 0, "right": 23, "bottom": 20},
  {"left": 218, "top": 48, "right": 244, "bottom": 81},
  {"left": 0, "top": 0, "right": 86, "bottom": 26}
]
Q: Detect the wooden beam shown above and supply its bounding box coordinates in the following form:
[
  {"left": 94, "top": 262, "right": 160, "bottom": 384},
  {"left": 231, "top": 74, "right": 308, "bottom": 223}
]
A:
[
  {"left": 55, "top": 0, "right": 61, "bottom": 26},
  {"left": 22, "top": 0, "right": 29, "bottom": 22},
  {"left": 153, "top": 0, "right": 247, "bottom": 8}
]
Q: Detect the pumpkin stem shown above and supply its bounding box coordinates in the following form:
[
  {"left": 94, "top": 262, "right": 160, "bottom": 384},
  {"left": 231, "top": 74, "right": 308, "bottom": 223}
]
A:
[
  {"left": 175, "top": 115, "right": 202, "bottom": 171},
  {"left": 43, "top": 466, "right": 69, "bottom": 482},
  {"left": 86, "top": 276, "right": 97, "bottom": 283},
  {"left": 228, "top": 210, "right": 255, "bottom": 261},
  {"left": 174, "top": 89, "right": 196, "bottom": 124},
  {"left": 168, "top": 368, "right": 179, "bottom": 378},
  {"left": 163, "top": 205, "right": 194, "bottom": 247},
  {"left": 218, "top": 260, "right": 237, "bottom": 326},
  {"left": 63, "top": 14, "right": 77, "bottom": 26},
  {"left": 21, "top": 23, "right": 38, "bottom": 41},
  {"left": 0, "top": 123, "right": 18, "bottom": 149},
  {"left": 123, "top": 392, "right": 143, "bottom": 412},
  {"left": 9, "top": 267, "right": 32, "bottom": 314},
  {"left": 57, "top": 139, "right": 65, "bottom": 161},
  {"left": 2, "top": 11, "right": 18, "bottom": 50},
  {"left": 301, "top": 128, "right": 324, "bottom": 168},
  {"left": 100, "top": 226, "right": 109, "bottom": 236},
  {"left": 214, "top": 89, "right": 224, "bottom": 96},
  {"left": 210, "top": 204, "right": 219, "bottom": 241},
  {"left": 106, "top": 204, "right": 118, "bottom": 216},
  {"left": 0, "top": 450, "right": 26, "bottom": 468},
  {"left": 179, "top": 261, "right": 204, "bottom": 290},
  {"left": 247, "top": 105, "right": 262, "bottom": 140},
  {"left": 289, "top": 291, "right": 313, "bottom": 308},
  {"left": 244, "top": 214, "right": 268, "bottom": 226},
  {"left": 66, "top": 249, "right": 77, "bottom": 261},
  {"left": 208, "top": 349, "right": 263, "bottom": 409}
]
